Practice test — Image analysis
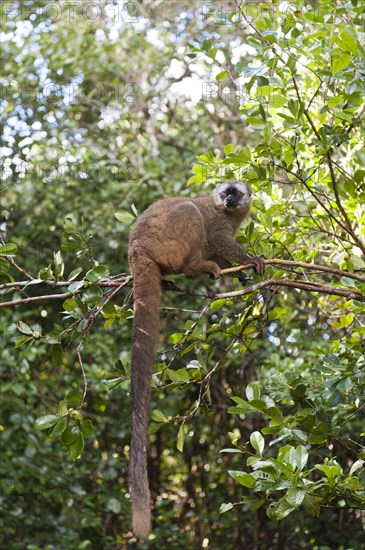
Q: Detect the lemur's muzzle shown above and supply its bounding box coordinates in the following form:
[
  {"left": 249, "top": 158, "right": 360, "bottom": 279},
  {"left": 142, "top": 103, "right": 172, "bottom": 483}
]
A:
[{"left": 224, "top": 195, "right": 235, "bottom": 207}]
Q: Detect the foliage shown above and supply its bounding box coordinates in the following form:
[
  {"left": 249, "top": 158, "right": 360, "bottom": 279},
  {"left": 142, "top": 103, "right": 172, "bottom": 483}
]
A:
[{"left": 1, "top": 1, "right": 364, "bottom": 549}]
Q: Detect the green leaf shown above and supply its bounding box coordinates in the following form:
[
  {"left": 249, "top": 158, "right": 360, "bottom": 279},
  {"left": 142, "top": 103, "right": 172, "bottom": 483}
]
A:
[
  {"left": 349, "top": 459, "right": 364, "bottom": 476},
  {"left": 340, "top": 276, "right": 358, "bottom": 288},
  {"left": 224, "top": 144, "right": 235, "bottom": 155},
  {"left": 210, "top": 298, "right": 227, "bottom": 311},
  {"left": 81, "top": 419, "right": 94, "bottom": 437},
  {"left": 50, "top": 417, "right": 68, "bottom": 439},
  {"left": 168, "top": 332, "right": 183, "bottom": 344},
  {"left": 0, "top": 243, "right": 18, "bottom": 255},
  {"left": 83, "top": 284, "right": 103, "bottom": 305},
  {"left": 65, "top": 390, "right": 83, "bottom": 407},
  {"left": 167, "top": 368, "right": 190, "bottom": 383},
  {"left": 267, "top": 498, "right": 295, "bottom": 520},
  {"left": 286, "top": 488, "right": 306, "bottom": 507},
  {"left": 11, "top": 383, "right": 25, "bottom": 396},
  {"left": 15, "top": 335, "right": 33, "bottom": 348},
  {"left": 250, "top": 499, "right": 266, "bottom": 512},
  {"left": 53, "top": 250, "right": 64, "bottom": 277},
  {"left": 316, "top": 460, "right": 342, "bottom": 479},
  {"left": 16, "top": 321, "right": 34, "bottom": 335},
  {"left": 0, "top": 270, "right": 13, "bottom": 283},
  {"left": 228, "top": 470, "right": 255, "bottom": 488},
  {"left": 338, "top": 30, "right": 357, "bottom": 54},
  {"left": 332, "top": 51, "right": 352, "bottom": 74},
  {"left": 230, "top": 396, "right": 249, "bottom": 406},
  {"left": 227, "top": 406, "right": 247, "bottom": 415},
  {"left": 68, "top": 267, "right": 83, "bottom": 281},
  {"left": 103, "top": 301, "right": 116, "bottom": 315},
  {"left": 262, "top": 424, "right": 281, "bottom": 435},
  {"left": 270, "top": 95, "right": 287, "bottom": 108},
  {"left": 268, "top": 457, "right": 294, "bottom": 478},
  {"left": 250, "top": 431, "right": 265, "bottom": 456},
  {"left": 151, "top": 409, "right": 168, "bottom": 423},
  {"left": 62, "top": 426, "right": 79, "bottom": 445},
  {"left": 34, "top": 415, "right": 60, "bottom": 430},
  {"left": 327, "top": 96, "right": 344, "bottom": 108},
  {"left": 45, "top": 332, "right": 61, "bottom": 345},
  {"left": 106, "top": 497, "right": 121, "bottom": 514},
  {"left": 67, "top": 280, "right": 84, "bottom": 293},
  {"left": 85, "top": 265, "right": 110, "bottom": 282},
  {"left": 58, "top": 400, "right": 68, "bottom": 416},
  {"left": 38, "top": 265, "right": 54, "bottom": 280},
  {"left": 114, "top": 211, "right": 135, "bottom": 222},
  {"left": 63, "top": 297, "right": 79, "bottom": 311},
  {"left": 246, "top": 382, "right": 260, "bottom": 401},
  {"left": 177, "top": 423, "right": 185, "bottom": 452},
  {"left": 303, "top": 495, "right": 321, "bottom": 517},
  {"left": 295, "top": 445, "right": 308, "bottom": 470},
  {"left": 249, "top": 399, "right": 269, "bottom": 413},
  {"left": 192, "top": 164, "right": 205, "bottom": 174},
  {"left": 187, "top": 175, "right": 203, "bottom": 186},
  {"left": 246, "top": 117, "right": 265, "bottom": 129},
  {"left": 238, "top": 146, "right": 251, "bottom": 162},
  {"left": 219, "top": 502, "right": 234, "bottom": 514},
  {"left": 102, "top": 376, "right": 123, "bottom": 390},
  {"left": 69, "top": 432, "right": 84, "bottom": 461},
  {"left": 323, "top": 354, "right": 342, "bottom": 366},
  {"left": 216, "top": 71, "right": 228, "bottom": 82},
  {"left": 288, "top": 99, "right": 299, "bottom": 116},
  {"left": 354, "top": 169, "right": 365, "bottom": 183},
  {"left": 256, "top": 76, "right": 269, "bottom": 87}
]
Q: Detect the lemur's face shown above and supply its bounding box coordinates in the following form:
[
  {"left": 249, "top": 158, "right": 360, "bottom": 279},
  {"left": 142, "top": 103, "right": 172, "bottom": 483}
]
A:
[{"left": 214, "top": 180, "right": 253, "bottom": 209}]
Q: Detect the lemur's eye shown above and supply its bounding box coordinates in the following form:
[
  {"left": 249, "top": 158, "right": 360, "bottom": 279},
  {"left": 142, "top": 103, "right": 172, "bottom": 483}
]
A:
[{"left": 237, "top": 191, "right": 243, "bottom": 197}]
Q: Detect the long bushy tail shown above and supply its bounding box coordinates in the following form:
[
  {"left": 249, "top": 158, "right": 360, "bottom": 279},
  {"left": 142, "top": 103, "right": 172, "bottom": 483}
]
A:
[{"left": 129, "top": 255, "right": 161, "bottom": 538}]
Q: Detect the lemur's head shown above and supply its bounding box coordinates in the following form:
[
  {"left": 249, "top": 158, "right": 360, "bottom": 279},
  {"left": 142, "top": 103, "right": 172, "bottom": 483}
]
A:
[{"left": 213, "top": 180, "right": 253, "bottom": 211}]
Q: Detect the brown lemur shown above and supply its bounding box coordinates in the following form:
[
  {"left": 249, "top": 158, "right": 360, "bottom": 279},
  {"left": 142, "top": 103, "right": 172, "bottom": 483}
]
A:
[{"left": 128, "top": 179, "right": 265, "bottom": 538}]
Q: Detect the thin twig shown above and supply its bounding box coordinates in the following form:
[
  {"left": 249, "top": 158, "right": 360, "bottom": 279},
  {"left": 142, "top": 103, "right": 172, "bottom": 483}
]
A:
[
  {"left": 0, "top": 237, "right": 34, "bottom": 280},
  {"left": 214, "top": 279, "right": 364, "bottom": 303},
  {"left": 0, "top": 291, "right": 81, "bottom": 308},
  {"left": 177, "top": 327, "right": 244, "bottom": 422},
  {"left": 292, "top": 77, "right": 365, "bottom": 254},
  {"left": 75, "top": 280, "right": 130, "bottom": 407},
  {"left": 222, "top": 260, "right": 365, "bottom": 282},
  {"left": 164, "top": 301, "right": 213, "bottom": 370}
]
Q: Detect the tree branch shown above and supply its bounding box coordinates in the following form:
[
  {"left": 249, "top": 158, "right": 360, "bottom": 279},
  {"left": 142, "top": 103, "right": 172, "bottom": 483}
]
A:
[
  {"left": 222, "top": 259, "right": 365, "bottom": 282},
  {"left": 215, "top": 279, "right": 364, "bottom": 303},
  {"left": 0, "top": 291, "right": 82, "bottom": 308},
  {"left": 1, "top": 261, "right": 363, "bottom": 308}
]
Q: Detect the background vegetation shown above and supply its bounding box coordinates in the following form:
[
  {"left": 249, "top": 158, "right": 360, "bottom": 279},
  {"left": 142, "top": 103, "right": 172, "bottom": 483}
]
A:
[{"left": 1, "top": 1, "right": 364, "bottom": 548}]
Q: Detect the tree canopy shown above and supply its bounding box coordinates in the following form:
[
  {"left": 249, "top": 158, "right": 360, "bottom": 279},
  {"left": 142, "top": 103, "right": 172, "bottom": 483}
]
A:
[{"left": 1, "top": 1, "right": 364, "bottom": 548}]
